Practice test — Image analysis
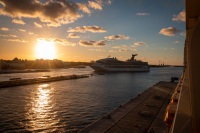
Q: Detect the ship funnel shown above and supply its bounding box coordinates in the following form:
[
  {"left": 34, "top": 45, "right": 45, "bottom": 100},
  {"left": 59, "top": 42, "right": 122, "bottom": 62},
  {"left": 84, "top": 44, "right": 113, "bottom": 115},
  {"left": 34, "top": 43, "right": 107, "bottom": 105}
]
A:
[{"left": 131, "top": 54, "right": 138, "bottom": 60}]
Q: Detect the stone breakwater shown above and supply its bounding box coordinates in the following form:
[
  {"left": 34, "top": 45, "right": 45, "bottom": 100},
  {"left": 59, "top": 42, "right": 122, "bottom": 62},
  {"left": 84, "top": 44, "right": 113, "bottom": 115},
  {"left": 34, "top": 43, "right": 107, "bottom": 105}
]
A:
[{"left": 0, "top": 75, "right": 89, "bottom": 88}]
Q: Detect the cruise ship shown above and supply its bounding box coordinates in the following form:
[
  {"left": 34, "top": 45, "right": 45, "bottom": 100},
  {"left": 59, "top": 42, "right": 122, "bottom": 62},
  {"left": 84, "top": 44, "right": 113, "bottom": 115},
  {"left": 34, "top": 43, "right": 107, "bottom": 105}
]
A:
[{"left": 90, "top": 54, "right": 150, "bottom": 72}]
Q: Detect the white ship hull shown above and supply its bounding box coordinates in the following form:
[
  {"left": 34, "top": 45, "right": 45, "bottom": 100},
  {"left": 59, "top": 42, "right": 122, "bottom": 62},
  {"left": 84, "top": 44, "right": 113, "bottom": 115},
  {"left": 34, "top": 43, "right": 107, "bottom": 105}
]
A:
[{"left": 90, "top": 64, "right": 150, "bottom": 72}]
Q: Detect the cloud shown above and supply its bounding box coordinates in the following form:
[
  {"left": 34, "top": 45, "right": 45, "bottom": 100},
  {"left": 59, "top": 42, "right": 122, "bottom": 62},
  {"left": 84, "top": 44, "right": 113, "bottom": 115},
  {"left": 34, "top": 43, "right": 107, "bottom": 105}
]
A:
[
  {"left": 37, "top": 38, "right": 76, "bottom": 46},
  {"left": 1, "top": 27, "right": 9, "bottom": 31},
  {"left": 28, "top": 31, "right": 37, "bottom": 36},
  {"left": 96, "top": 0, "right": 112, "bottom": 5},
  {"left": 112, "top": 45, "right": 129, "bottom": 52},
  {"left": 111, "top": 44, "right": 137, "bottom": 52},
  {"left": 172, "top": 10, "right": 185, "bottom": 22},
  {"left": 88, "top": 1, "right": 102, "bottom": 10},
  {"left": 18, "top": 29, "right": 26, "bottom": 32},
  {"left": 68, "top": 25, "right": 106, "bottom": 33},
  {"left": 53, "top": 38, "right": 76, "bottom": 46},
  {"left": 130, "top": 48, "right": 137, "bottom": 51},
  {"left": 34, "top": 22, "right": 43, "bottom": 28},
  {"left": 79, "top": 40, "right": 108, "bottom": 47},
  {"left": 0, "top": 34, "right": 17, "bottom": 37},
  {"left": 136, "top": 13, "right": 150, "bottom": 16},
  {"left": 12, "top": 19, "right": 25, "bottom": 25},
  {"left": 67, "top": 33, "right": 80, "bottom": 38},
  {"left": 174, "top": 41, "right": 180, "bottom": 44},
  {"left": 79, "top": 40, "right": 94, "bottom": 46},
  {"left": 159, "top": 27, "right": 179, "bottom": 36},
  {"left": 180, "top": 31, "right": 186, "bottom": 36},
  {"left": 7, "top": 39, "right": 27, "bottom": 43},
  {"left": 107, "top": 0, "right": 112, "bottom": 5},
  {"left": 104, "top": 35, "right": 130, "bottom": 40},
  {"left": 76, "top": 3, "right": 91, "bottom": 14},
  {"left": 0, "top": 0, "right": 82, "bottom": 27},
  {"left": 132, "top": 42, "right": 144, "bottom": 47},
  {"left": 29, "top": 32, "right": 34, "bottom": 35},
  {"left": 89, "top": 48, "right": 105, "bottom": 52},
  {"left": 95, "top": 40, "right": 108, "bottom": 46},
  {"left": 109, "top": 50, "right": 116, "bottom": 52},
  {"left": 113, "top": 45, "right": 127, "bottom": 49}
]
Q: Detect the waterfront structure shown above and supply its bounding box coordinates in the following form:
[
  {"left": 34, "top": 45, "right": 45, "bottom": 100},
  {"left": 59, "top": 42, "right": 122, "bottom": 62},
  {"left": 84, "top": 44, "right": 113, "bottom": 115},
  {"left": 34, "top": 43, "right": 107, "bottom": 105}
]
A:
[
  {"left": 90, "top": 54, "right": 150, "bottom": 72},
  {"left": 0, "top": 74, "right": 89, "bottom": 88},
  {"left": 79, "top": 82, "right": 177, "bottom": 133},
  {"left": 169, "top": 0, "right": 200, "bottom": 132}
]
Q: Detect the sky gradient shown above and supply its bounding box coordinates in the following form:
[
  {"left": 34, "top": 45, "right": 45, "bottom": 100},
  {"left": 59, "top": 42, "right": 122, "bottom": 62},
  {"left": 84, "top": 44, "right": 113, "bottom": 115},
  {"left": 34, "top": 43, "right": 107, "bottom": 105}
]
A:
[{"left": 0, "top": 0, "right": 185, "bottom": 65}]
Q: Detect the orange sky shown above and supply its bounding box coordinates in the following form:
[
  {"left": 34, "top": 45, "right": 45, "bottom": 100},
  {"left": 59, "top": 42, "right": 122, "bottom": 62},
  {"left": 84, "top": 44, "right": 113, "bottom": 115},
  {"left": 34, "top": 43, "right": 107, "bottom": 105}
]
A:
[{"left": 0, "top": 0, "right": 185, "bottom": 65}]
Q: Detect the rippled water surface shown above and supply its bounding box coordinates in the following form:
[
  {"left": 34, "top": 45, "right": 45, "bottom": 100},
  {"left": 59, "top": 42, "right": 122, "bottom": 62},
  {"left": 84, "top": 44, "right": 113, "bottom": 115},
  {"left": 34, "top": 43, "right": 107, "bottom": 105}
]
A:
[{"left": 0, "top": 67, "right": 182, "bottom": 132}]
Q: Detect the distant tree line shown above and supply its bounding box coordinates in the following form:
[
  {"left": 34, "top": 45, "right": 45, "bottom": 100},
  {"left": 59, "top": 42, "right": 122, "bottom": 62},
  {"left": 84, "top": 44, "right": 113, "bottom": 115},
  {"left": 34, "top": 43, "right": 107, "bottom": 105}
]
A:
[{"left": 0, "top": 58, "right": 93, "bottom": 70}]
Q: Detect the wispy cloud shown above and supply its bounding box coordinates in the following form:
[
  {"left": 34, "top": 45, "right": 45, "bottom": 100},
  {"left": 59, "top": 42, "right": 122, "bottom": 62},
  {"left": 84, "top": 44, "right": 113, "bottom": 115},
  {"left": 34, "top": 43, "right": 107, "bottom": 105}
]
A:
[
  {"left": 159, "top": 27, "right": 179, "bottom": 36},
  {"left": 67, "top": 33, "right": 80, "bottom": 38},
  {"left": 108, "top": 50, "right": 116, "bottom": 52},
  {"left": 171, "top": 48, "right": 175, "bottom": 50},
  {"left": 76, "top": 3, "right": 91, "bottom": 14},
  {"left": 0, "top": 34, "right": 17, "bottom": 38},
  {"left": 172, "top": 10, "right": 185, "bottom": 22},
  {"left": 7, "top": 39, "right": 27, "bottom": 43},
  {"left": 112, "top": 45, "right": 129, "bottom": 52},
  {"left": 104, "top": 35, "right": 130, "bottom": 40},
  {"left": 174, "top": 41, "right": 180, "bottom": 44},
  {"left": 132, "top": 42, "right": 144, "bottom": 47},
  {"left": 18, "top": 29, "right": 26, "bottom": 32},
  {"left": 107, "top": 0, "right": 112, "bottom": 5},
  {"left": 29, "top": 32, "right": 34, "bottom": 35},
  {"left": 136, "top": 13, "right": 150, "bottom": 16},
  {"left": 88, "top": 1, "right": 102, "bottom": 10},
  {"left": 12, "top": 19, "right": 26, "bottom": 25},
  {"left": 68, "top": 25, "right": 107, "bottom": 33},
  {"left": 79, "top": 40, "right": 108, "bottom": 47},
  {"left": 96, "top": 0, "right": 112, "bottom": 5},
  {"left": 28, "top": 31, "right": 38, "bottom": 36},
  {"left": 53, "top": 38, "right": 76, "bottom": 46},
  {"left": 89, "top": 48, "right": 105, "bottom": 52},
  {"left": 37, "top": 38, "right": 76, "bottom": 46},
  {"left": 34, "top": 22, "right": 43, "bottom": 28},
  {"left": 180, "top": 31, "right": 186, "bottom": 37},
  {"left": 1, "top": 27, "right": 9, "bottom": 31}
]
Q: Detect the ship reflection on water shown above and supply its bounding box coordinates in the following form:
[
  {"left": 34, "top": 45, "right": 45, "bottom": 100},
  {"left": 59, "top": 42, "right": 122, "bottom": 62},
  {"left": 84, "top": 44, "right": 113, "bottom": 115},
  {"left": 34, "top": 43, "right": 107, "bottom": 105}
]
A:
[{"left": 24, "top": 84, "right": 64, "bottom": 132}]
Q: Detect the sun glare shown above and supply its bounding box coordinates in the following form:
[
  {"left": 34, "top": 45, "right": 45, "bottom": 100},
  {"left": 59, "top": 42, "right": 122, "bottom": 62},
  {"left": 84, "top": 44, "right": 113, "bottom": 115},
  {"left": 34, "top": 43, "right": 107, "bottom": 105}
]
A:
[{"left": 35, "top": 39, "right": 56, "bottom": 59}]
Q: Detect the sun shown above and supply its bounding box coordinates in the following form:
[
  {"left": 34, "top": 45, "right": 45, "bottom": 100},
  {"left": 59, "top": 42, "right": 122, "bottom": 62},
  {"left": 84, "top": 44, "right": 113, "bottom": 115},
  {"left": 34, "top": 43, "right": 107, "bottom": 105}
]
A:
[{"left": 35, "top": 39, "right": 57, "bottom": 59}]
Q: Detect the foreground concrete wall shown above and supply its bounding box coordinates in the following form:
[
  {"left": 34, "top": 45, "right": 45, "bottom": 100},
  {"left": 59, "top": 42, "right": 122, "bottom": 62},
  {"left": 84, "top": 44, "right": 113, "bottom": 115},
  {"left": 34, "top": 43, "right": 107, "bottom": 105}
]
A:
[
  {"left": 188, "top": 21, "right": 200, "bottom": 132},
  {"left": 172, "top": 0, "right": 200, "bottom": 132}
]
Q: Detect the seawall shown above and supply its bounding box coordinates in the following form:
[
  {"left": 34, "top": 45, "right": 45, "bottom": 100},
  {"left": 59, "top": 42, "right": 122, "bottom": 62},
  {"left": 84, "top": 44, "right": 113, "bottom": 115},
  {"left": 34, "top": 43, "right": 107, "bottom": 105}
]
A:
[
  {"left": 0, "top": 74, "right": 89, "bottom": 88},
  {"left": 79, "top": 81, "right": 177, "bottom": 133}
]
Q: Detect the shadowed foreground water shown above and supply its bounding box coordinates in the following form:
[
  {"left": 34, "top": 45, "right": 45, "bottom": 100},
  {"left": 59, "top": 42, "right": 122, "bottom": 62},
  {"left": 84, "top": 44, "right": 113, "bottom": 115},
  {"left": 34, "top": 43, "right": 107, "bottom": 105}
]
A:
[{"left": 0, "top": 67, "right": 182, "bottom": 132}]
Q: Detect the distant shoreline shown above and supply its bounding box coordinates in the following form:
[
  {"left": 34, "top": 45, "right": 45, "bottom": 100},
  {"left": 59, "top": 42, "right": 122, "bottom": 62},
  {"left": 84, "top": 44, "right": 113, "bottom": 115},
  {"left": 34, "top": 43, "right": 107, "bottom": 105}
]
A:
[{"left": 0, "top": 69, "right": 50, "bottom": 74}]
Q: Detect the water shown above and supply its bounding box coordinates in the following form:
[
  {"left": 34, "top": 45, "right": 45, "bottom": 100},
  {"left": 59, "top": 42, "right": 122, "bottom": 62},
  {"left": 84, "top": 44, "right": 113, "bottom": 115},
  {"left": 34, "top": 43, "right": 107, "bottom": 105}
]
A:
[{"left": 0, "top": 67, "right": 182, "bottom": 132}]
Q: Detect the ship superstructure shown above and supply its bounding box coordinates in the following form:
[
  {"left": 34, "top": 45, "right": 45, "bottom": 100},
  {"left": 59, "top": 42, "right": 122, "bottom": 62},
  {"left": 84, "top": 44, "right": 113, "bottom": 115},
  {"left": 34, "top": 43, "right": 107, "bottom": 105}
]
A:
[{"left": 90, "top": 54, "right": 150, "bottom": 72}]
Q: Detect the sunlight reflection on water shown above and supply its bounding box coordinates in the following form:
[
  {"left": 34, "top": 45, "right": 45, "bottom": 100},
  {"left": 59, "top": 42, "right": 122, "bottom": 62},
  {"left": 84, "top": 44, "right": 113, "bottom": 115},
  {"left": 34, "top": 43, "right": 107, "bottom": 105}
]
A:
[{"left": 24, "top": 84, "right": 63, "bottom": 132}]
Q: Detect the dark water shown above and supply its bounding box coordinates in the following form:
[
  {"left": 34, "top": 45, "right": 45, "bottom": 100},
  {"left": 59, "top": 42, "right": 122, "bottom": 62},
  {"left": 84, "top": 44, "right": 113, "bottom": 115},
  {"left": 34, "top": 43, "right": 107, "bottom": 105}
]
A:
[{"left": 0, "top": 67, "right": 182, "bottom": 132}]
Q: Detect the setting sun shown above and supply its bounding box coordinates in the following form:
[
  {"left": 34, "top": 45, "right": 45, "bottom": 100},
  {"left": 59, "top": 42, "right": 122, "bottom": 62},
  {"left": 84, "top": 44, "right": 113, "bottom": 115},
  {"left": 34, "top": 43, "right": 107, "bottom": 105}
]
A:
[{"left": 35, "top": 39, "right": 56, "bottom": 59}]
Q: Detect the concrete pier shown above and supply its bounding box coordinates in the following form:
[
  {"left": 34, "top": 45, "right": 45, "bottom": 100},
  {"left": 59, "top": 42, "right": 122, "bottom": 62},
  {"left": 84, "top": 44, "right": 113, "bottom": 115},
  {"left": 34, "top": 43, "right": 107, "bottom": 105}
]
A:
[
  {"left": 79, "top": 81, "right": 177, "bottom": 133},
  {"left": 0, "top": 74, "right": 89, "bottom": 88}
]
